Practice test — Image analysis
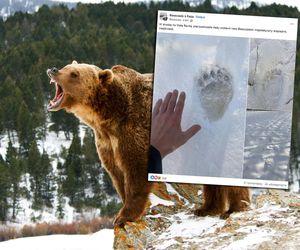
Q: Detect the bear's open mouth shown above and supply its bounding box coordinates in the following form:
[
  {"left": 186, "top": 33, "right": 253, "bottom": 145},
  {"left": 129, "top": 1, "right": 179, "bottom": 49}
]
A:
[{"left": 48, "top": 80, "right": 64, "bottom": 110}]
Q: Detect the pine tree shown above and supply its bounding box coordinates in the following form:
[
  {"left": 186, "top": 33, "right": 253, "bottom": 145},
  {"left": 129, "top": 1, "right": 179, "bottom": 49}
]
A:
[
  {"left": 49, "top": 111, "right": 79, "bottom": 139},
  {"left": 82, "top": 128, "right": 98, "bottom": 165},
  {"left": 102, "top": 170, "right": 117, "bottom": 196},
  {"left": 56, "top": 185, "right": 65, "bottom": 220},
  {"left": 0, "top": 76, "right": 23, "bottom": 136},
  {"left": 27, "top": 145, "right": 54, "bottom": 209},
  {"left": 81, "top": 128, "right": 105, "bottom": 207},
  {"left": 27, "top": 140, "right": 42, "bottom": 209},
  {"left": 40, "top": 150, "right": 54, "bottom": 207},
  {"left": 100, "top": 198, "right": 122, "bottom": 217},
  {"left": 17, "top": 101, "right": 35, "bottom": 153},
  {"left": 0, "top": 158, "right": 9, "bottom": 221},
  {"left": 5, "top": 141, "right": 22, "bottom": 220},
  {"left": 62, "top": 135, "right": 85, "bottom": 208}
]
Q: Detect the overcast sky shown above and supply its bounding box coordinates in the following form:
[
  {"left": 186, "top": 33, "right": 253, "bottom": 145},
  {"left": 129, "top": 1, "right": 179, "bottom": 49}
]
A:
[{"left": 52, "top": 0, "right": 300, "bottom": 10}]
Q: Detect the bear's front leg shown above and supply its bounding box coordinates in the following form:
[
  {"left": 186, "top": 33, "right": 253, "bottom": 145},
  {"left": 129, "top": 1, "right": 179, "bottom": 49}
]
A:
[
  {"left": 113, "top": 170, "right": 152, "bottom": 225},
  {"left": 96, "top": 139, "right": 126, "bottom": 203}
]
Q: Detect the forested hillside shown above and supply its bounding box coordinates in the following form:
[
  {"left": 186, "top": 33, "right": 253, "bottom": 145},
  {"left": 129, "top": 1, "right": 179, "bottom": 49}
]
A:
[{"left": 0, "top": 0, "right": 299, "bottom": 224}]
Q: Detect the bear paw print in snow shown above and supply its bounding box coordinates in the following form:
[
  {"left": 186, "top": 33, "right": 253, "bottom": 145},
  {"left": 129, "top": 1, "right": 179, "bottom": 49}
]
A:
[{"left": 196, "top": 65, "right": 233, "bottom": 121}]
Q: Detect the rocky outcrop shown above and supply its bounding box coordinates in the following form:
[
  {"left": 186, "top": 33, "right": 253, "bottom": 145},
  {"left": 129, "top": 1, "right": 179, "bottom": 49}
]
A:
[{"left": 114, "top": 184, "right": 300, "bottom": 249}]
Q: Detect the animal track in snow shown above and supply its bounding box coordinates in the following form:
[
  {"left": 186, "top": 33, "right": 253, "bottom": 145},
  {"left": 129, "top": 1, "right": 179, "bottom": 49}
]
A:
[{"left": 195, "top": 65, "right": 234, "bottom": 121}]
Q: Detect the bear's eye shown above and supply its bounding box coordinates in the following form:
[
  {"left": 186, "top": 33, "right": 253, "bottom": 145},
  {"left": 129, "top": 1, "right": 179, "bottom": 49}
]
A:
[{"left": 70, "top": 72, "right": 79, "bottom": 78}]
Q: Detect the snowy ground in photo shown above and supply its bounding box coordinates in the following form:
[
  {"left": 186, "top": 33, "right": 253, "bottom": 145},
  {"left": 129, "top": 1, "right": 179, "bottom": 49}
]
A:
[
  {"left": 247, "top": 39, "right": 296, "bottom": 111},
  {"left": 0, "top": 229, "right": 114, "bottom": 250},
  {"left": 243, "top": 111, "right": 291, "bottom": 181},
  {"left": 153, "top": 33, "right": 250, "bottom": 178}
]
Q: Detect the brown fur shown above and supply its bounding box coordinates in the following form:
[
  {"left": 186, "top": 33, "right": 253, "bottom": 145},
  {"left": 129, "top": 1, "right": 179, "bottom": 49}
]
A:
[
  {"left": 48, "top": 62, "right": 153, "bottom": 225},
  {"left": 194, "top": 185, "right": 250, "bottom": 219}
]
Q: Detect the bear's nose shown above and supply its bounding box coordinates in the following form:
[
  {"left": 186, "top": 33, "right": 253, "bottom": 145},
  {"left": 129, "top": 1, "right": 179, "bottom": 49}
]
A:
[{"left": 51, "top": 67, "right": 58, "bottom": 74}]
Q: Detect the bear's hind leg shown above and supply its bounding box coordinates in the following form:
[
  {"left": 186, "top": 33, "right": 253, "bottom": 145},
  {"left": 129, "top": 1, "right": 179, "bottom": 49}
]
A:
[
  {"left": 220, "top": 187, "right": 250, "bottom": 219},
  {"left": 194, "top": 185, "right": 226, "bottom": 217}
]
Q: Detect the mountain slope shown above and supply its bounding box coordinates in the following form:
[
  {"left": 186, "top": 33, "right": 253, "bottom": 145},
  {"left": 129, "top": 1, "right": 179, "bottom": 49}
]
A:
[{"left": 0, "top": 0, "right": 76, "bottom": 20}]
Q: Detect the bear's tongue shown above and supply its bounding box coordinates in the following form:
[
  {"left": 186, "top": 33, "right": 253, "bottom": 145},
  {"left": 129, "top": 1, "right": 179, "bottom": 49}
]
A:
[{"left": 48, "top": 82, "right": 64, "bottom": 110}]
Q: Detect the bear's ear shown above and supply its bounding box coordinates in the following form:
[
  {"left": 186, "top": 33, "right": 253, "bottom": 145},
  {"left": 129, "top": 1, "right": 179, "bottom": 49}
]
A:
[
  {"left": 72, "top": 60, "right": 78, "bottom": 64},
  {"left": 99, "top": 69, "right": 114, "bottom": 84}
]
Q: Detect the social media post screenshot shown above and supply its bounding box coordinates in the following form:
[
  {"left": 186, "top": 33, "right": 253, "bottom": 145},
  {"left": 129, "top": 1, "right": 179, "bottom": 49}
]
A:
[{"left": 148, "top": 10, "right": 298, "bottom": 189}]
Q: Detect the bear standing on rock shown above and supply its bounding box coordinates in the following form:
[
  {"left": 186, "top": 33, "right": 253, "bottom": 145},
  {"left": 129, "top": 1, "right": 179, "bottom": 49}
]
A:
[
  {"left": 46, "top": 61, "right": 250, "bottom": 225},
  {"left": 47, "top": 61, "right": 153, "bottom": 225}
]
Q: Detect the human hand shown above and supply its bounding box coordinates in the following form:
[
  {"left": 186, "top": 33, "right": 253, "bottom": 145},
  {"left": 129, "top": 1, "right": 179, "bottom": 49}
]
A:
[{"left": 151, "top": 90, "right": 201, "bottom": 158}]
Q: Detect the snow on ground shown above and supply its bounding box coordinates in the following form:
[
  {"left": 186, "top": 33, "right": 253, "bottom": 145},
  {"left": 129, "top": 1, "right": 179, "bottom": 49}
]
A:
[
  {"left": 0, "top": 132, "right": 19, "bottom": 160},
  {"left": 153, "top": 211, "right": 226, "bottom": 250},
  {"left": 39, "top": 130, "right": 72, "bottom": 156},
  {"left": 149, "top": 193, "right": 174, "bottom": 208},
  {"left": 162, "top": 212, "right": 224, "bottom": 238},
  {"left": 247, "top": 39, "right": 296, "bottom": 111},
  {"left": 0, "top": 229, "right": 114, "bottom": 250},
  {"left": 149, "top": 200, "right": 300, "bottom": 249},
  {"left": 0, "top": 123, "right": 88, "bottom": 159},
  {"left": 5, "top": 174, "right": 101, "bottom": 226},
  {"left": 0, "top": 126, "right": 73, "bottom": 160},
  {"left": 165, "top": 183, "right": 192, "bottom": 205},
  {"left": 223, "top": 229, "right": 276, "bottom": 250},
  {"left": 243, "top": 111, "right": 291, "bottom": 181},
  {"left": 0, "top": 124, "right": 102, "bottom": 227}
]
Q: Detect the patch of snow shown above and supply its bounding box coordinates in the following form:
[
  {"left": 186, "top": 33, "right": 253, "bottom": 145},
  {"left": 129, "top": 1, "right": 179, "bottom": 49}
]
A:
[
  {"left": 165, "top": 183, "right": 190, "bottom": 205},
  {"left": 223, "top": 229, "right": 276, "bottom": 250},
  {"left": 0, "top": 229, "right": 114, "bottom": 250},
  {"left": 146, "top": 213, "right": 162, "bottom": 218},
  {"left": 165, "top": 183, "right": 178, "bottom": 194},
  {"left": 155, "top": 238, "right": 179, "bottom": 250},
  {"left": 79, "top": 124, "right": 88, "bottom": 145},
  {"left": 159, "top": 212, "right": 225, "bottom": 239},
  {"left": 243, "top": 111, "right": 292, "bottom": 181},
  {"left": 0, "top": 132, "right": 19, "bottom": 160},
  {"left": 64, "top": 197, "right": 76, "bottom": 224},
  {"left": 236, "top": 225, "right": 261, "bottom": 233},
  {"left": 39, "top": 130, "right": 72, "bottom": 156},
  {"left": 279, "top": 215, "right": 298, "bottom": 224},
  {"left": 149, "top": 193, "right": 174, "bottom": 208}
]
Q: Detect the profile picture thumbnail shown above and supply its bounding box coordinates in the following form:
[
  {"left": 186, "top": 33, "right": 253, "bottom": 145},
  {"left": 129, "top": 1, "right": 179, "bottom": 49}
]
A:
[{"left": 159, "top": 12, "right": 168, "bottom": 21}]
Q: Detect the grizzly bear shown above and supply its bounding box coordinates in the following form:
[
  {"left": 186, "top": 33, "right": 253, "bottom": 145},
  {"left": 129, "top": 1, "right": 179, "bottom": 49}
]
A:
[
  {"left": 46, "top": 61, "right": 250, "bottom": 224},
  {"left": 194, "top": 185, "right": 250, "bottom": 219},
  {"left": 47, "top": 61, "right": 153, "bottom": 225}
]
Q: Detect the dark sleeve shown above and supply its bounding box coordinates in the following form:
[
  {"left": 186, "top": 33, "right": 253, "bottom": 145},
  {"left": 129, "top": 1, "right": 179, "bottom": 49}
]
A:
[{"left": 148, "top": 145, "right": 162, "bottom": 174}]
